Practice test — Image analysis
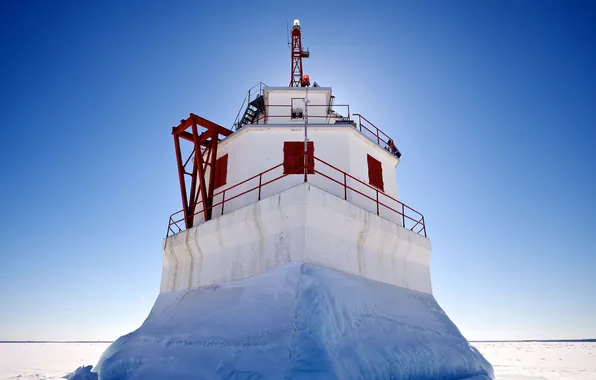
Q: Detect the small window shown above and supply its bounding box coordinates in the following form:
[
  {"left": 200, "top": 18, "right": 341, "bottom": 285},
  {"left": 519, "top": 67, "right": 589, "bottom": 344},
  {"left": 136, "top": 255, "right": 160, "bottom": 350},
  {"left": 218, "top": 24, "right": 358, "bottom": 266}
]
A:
[
  {"left": 367, "top": 154, "right": 384, "bottom": 191},
  {"left": 291, "top": 98, "right": 305, "bottom": 119},
  {"left": 214, "top": 154, "right": 228, "bottom": 189},
  {"left": 284, "top": 141, "right": 314, "bottom": 174}
]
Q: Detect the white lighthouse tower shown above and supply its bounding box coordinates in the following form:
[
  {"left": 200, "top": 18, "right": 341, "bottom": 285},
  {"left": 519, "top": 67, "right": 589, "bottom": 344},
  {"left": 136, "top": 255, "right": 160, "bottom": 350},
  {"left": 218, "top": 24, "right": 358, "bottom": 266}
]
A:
[{"left": 95, "top": 20, "right": 494, "bottom": 380}]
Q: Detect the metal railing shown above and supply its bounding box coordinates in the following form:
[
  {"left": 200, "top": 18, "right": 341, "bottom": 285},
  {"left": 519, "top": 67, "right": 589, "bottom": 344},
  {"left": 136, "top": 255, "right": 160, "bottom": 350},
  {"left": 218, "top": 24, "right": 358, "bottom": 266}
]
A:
[
  {"left": 352, "top": 114, "right": 400, "bottom": 157},
  {"left": 312, "top": 156, "right": 425, "bottom": 236},
  {"left": 232, "top": 82, "right": 267, "bottom": 131},
  {"left": 260, "top": 104, "right": 351, "bottom": 124},
  {"left": 167, "top": 154, "right": 426, "bottom": 238}
]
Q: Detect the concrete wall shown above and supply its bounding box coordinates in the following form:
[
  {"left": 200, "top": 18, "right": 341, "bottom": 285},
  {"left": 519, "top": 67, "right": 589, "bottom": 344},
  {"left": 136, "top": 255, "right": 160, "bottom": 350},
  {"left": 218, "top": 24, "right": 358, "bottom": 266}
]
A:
[{"left": 162, "top": 183, "right": 431, "bottom": 295}]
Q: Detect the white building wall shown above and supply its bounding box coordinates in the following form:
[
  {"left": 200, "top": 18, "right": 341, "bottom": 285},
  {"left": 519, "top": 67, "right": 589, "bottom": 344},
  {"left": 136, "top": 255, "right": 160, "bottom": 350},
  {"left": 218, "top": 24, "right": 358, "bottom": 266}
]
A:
[
  {"left": 162, "top": 183, "right": 431, "bottom": 295},
  {"left": 195, "top": 126, "right": 402, "bottom": 225},
  {"left": 346, "top": 131, "right": 403, "bottom": 226}
]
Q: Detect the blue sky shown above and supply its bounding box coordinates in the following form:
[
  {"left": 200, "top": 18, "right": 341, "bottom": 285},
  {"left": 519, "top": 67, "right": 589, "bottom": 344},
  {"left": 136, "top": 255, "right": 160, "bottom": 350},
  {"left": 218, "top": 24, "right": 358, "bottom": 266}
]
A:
[{"left": 1, "top": 0, "right": 595, "bottom": 341}]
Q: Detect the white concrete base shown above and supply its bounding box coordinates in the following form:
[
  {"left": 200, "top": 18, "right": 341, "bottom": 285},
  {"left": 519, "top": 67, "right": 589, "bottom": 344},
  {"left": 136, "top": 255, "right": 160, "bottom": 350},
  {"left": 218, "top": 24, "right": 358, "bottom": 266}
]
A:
[{"left": 161, "top": 183, "right": 432, "bottom": 294}]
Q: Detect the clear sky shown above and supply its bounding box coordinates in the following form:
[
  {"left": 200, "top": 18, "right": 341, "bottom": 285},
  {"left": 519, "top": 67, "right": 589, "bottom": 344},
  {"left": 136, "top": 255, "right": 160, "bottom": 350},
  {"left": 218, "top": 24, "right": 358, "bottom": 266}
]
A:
[{"left": 1, "top": 0, "right": 595, "bottom": 341}]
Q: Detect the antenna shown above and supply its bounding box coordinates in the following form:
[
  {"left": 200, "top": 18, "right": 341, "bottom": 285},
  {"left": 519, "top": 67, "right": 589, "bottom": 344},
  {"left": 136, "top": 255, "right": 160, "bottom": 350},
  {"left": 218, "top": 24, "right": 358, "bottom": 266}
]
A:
[
  {"left": 287, "top": 21, "right": 290, "bottom": 49},
  {"left": 289, "top": 19, "right": 310, "bottom": 87}
]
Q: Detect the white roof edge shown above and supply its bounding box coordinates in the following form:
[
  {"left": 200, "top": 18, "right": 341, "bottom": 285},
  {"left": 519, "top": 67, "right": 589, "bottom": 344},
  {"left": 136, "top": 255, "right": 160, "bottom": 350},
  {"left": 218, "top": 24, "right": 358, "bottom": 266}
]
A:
[{"left": 221, "top": 124, "right": 400, "bottom": 165}]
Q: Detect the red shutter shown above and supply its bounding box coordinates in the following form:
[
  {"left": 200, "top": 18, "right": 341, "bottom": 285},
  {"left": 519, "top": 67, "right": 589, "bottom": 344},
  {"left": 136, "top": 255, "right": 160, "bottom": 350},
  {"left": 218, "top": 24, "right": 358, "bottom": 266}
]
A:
[
  {"left": 214, "top": 154, "right": 228, "bottom": 189},
  {"left": 367, "top": 154, "right": 384, "bottom": 191},
  {"left": 284, "top": 141, "right": 314, "bottom": 174}
]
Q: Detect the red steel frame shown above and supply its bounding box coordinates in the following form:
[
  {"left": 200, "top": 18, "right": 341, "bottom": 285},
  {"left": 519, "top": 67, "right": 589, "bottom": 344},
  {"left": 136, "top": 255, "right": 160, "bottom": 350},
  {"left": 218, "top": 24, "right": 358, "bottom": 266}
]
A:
[
  {"left": 167, "top": 153, "right": 426, "bottom": 238},
  {"left": 172, "top": 113, "right": 233, "bottom": 230}
]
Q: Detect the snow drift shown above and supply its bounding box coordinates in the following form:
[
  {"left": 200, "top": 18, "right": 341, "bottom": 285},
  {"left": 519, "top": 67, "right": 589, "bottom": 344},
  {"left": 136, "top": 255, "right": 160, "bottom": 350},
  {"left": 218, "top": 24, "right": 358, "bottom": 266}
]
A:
[{"left": 94, "top": 262, "right": 493, "bottom": 379}]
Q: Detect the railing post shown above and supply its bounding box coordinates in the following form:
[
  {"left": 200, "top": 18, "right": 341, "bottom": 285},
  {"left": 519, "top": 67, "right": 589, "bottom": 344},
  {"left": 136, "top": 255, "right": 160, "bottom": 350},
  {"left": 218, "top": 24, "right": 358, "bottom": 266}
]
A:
[
  {"left": 303, "top": 151, "right": 308, "bottom": 183},
  {"left": 258, "top": 174, "right": 262, "bottom": 200},
  {"left": 343, "top": 173, "right": 347, "bottom": 200},
  {"left": 376, "top": 190, "right": 379, "bottom": 216},
  {"left": 221, "top": 190, "right": 226, "bottom": 215},
  {"left": 376, "top": 128, "right": 380, "bottom": 145},
  {"left": 422, "top": 216, "right": 426, "bottom": 237},
  {"left": 402, "top": 203, "right": 405, "bottom": 228}
]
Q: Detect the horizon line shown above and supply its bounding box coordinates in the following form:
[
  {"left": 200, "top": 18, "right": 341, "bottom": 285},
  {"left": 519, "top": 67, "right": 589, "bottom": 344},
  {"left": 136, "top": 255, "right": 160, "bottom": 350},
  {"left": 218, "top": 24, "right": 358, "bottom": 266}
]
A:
[
  {"left": 1, "top": 339, "right": 595, "bottom": 344},
  {"left": 0, "top": 340, "right": 113, "bottom": 343}
]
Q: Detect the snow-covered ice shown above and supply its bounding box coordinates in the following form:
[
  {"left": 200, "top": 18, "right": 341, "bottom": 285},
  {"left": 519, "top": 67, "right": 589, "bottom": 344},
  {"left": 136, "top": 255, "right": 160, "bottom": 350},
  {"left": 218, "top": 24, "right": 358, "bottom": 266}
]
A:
[
  {"left": 0, "top": 342, "right": 109, "bottom": 380},
  {"left": 94, "top": 262, "right": 493, "bottom": 379},
  {"left": 475, "top": 341, "right": 596, "bottom": 380},
  {"left": 1, "top": 340, "right": 594, "bottom": 379},
  {"left": 5, "top": 266, "right": 593, "bottom": 379}
]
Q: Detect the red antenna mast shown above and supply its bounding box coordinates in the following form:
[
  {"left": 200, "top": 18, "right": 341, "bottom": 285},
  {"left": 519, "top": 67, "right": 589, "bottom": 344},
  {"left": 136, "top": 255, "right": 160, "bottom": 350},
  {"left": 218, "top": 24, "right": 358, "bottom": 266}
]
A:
[{"left": 290, "top": 19, "right": 310, "bottom": 87}]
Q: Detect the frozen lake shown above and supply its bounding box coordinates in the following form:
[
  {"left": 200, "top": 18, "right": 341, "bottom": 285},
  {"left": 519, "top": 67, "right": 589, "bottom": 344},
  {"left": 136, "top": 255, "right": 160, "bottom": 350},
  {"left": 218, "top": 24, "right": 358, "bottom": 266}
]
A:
[
  {"left": 474, "top": 341, "right": 596, "bottom": 380},
  {"left": 0, "top": 341, "right": 594, "bottom": 379}
]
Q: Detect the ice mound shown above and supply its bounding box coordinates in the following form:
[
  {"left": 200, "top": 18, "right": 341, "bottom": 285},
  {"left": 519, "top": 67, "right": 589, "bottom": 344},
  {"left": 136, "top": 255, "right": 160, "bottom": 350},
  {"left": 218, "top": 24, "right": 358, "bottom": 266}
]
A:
[
  {"left": 95, "top": 262, "right": 493, "bottom": 379},
  {"left": 64, "top": 365, "right": 98, "bottom": 380}
]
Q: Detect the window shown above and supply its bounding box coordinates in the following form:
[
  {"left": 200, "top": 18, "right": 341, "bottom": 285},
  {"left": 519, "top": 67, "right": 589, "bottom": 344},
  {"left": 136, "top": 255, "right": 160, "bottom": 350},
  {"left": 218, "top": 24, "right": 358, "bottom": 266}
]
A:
[
  {"left": 291, "top": 98, "right": 305, "bottom": 119},
  {"left": 284, "top": 141, "right": 314, "bottom": 174},
  {"left": 213, "top": 154, "right": 228, "bottom": 189},
  {"left": 367, "top": 154, "right": 384, "bottom": 191}
]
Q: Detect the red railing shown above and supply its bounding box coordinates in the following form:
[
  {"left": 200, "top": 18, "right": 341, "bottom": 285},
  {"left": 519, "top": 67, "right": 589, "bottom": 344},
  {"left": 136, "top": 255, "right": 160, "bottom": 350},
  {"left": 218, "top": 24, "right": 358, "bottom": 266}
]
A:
[
  {"left": 312, "top": 156, "right": 426, "bottom": 237},
  {"left": 167, "top": 162, "right": 301, "bottom": 236},
  {"left": 249, "top": 109, "right": 399, "bottom": 158},
  {"left": 167, "top": 155, "right": 426, "bottom": 238},
  {"left": 353, "top": 114, "right": 400, "bottom": 157}
]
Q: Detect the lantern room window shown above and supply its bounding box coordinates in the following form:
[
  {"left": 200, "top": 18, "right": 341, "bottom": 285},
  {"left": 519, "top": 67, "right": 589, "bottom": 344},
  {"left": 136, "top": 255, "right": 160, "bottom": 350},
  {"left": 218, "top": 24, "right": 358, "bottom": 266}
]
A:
[
  {"left": 284, "top": 141, "right": 314, "bottom": 174},
  {"left": 367, "top": 154, "right": 384, "bottom": 191}
]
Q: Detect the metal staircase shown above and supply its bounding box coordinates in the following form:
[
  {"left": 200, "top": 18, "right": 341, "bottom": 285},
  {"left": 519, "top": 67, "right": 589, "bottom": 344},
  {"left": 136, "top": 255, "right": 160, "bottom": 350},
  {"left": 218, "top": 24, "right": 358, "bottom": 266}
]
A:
[
  {"left": 238, "top": 95, "right": 265, "bottom": 128},
  {"left": 233, "top": 82, "right": 267, "bottom": 131}
]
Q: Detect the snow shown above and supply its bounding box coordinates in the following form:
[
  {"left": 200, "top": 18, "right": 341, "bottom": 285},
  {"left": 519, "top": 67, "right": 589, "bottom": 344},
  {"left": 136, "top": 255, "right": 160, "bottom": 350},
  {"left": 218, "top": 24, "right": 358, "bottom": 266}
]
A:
[
  {"left": 2, "top": 341, "right": 594, "bottom": 379},
  {"left": 94, "top": 262, "right": 493, "bottom": 379},
  {"left": 0, "top": 342, "right": 109, "bottom": 379},
  {"left": 475, "top": 341, "right": 596, "bottom": 380},
  {"left": 64, "top": 366, "right": 98, "bottom": 380}
]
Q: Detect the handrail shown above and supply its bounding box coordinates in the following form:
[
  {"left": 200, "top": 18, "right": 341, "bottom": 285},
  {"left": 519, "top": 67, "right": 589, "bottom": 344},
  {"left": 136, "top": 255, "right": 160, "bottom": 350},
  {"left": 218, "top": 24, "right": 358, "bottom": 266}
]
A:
[
  {"left": 352, "top": 113, "right": 400, "bottom": 157},
  {"left": 250, "top": 104, "right": 351, "bottom": 125},
  {"left": 167, "top": 160, "right": 304, "bottom": 236},
  {"left": 232, "top": 82, "right": 268, "bottom": 131},
  {"left": 312, "top": 156, "right": 425, "bottom": 236},
  {"left": 237, "top": 109, "right": 400, "bottom": 158},
  {"left": 167, "top": 154, "right": 426, "bottom": 238}
]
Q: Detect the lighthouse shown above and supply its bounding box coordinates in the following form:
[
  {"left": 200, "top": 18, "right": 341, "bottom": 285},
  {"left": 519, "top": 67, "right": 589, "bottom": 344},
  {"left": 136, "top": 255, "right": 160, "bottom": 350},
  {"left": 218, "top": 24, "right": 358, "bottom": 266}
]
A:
[{"left": 95, "top": 20, "right": 494, "bottom": 379}]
